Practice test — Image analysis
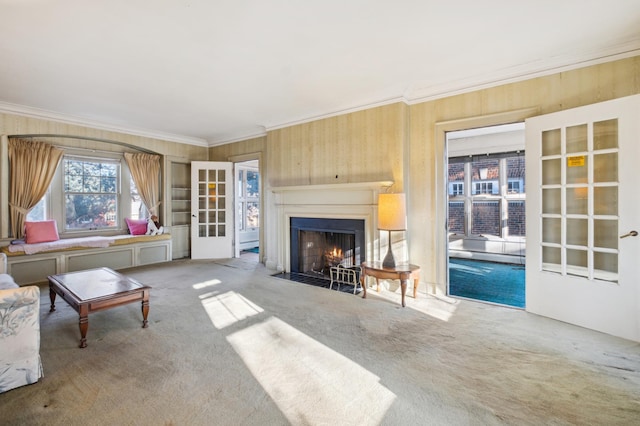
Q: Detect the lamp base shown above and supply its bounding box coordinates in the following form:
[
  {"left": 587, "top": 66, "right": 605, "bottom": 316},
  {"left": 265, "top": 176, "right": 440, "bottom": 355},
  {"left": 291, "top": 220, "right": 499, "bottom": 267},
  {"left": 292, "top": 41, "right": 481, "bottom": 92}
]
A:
[{"left": 382, "top": 230, "right": 396, "bottom": 268}]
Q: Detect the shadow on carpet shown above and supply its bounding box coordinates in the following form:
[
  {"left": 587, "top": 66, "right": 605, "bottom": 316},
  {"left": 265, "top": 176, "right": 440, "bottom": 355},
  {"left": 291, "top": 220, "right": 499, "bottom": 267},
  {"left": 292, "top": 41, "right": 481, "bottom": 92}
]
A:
[
  {"left": 449, "top": 258, "right": 525, "bottom": 308},
  {"left": 273, "top": 272, "right": 362, "bottom": 295}
]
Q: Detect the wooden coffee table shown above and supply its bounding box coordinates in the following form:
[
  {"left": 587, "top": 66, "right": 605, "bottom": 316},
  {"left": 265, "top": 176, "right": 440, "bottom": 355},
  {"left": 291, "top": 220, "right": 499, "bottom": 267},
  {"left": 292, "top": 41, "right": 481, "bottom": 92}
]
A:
[{"left": 48, "top": 267, "right": 150, "bottom": 348}]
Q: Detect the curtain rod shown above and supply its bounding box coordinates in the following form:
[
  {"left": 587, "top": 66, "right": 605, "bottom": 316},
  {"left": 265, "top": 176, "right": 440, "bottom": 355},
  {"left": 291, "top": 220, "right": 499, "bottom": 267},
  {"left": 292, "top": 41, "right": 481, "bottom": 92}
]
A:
[{"left": 7, "top": 134, "right": 158, "bottom": 155}]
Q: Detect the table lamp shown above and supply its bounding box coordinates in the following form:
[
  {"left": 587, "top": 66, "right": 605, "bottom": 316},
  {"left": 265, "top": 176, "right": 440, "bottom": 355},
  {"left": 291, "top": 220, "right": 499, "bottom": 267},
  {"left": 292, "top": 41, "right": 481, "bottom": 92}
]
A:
[{"left": 378, "top": 193, "right": 406, "bottom": 268}]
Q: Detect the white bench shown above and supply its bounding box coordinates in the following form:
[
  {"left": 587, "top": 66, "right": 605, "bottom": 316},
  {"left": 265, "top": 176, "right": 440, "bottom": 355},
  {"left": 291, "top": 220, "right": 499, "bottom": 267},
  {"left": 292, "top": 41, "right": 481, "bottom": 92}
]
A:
[{"left": 2, "top": 234, "right": 172, "bottom": 285}]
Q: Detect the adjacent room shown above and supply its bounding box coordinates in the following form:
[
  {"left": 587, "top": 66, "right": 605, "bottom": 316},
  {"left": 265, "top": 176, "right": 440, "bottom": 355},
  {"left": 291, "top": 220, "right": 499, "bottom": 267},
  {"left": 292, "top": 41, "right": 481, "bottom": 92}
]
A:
[{"left": 1, "top": 2, "right": 639, "bottom": 425}]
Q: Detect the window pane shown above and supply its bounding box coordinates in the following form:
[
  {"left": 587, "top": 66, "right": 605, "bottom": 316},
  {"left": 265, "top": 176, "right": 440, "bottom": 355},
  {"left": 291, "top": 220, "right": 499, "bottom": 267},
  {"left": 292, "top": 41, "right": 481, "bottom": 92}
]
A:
[
  {"left": 246, "top": 202, "right": 259, "bottom": 228},
  {"left": 448, "top": 201, "right": 465, "bottom": 233},
  {"left": 542, "top": 188, "right": 561, "bottom": 214},
  {"left": 507, "top": 201, "right": 525, "bottom": 236},
  {"left": 593, "top": 119, "right": 618, "bottom": 150},
  {"left": 471, "top": 201, "right": 500, "bottom": 236},
  {"left": 246, "top": 171, "right": 259, "bottom": 197},
  {"left": 594, "top": 187, "right": 617, "bottom": 216},
  {"left": 542, "top": 159, "right": 561, "bottom": 185},
  {"left": 64, "top": 158, "right": 120, "bottom": 230},
  {"left": 542, "top": 129, "right": 561, "bottom": 156},
  {"left": 65, "top": 194, "right": 117, "bottom": 229},
  {"left": 27, "top": 197, "right": 47, "bottom": 221},
  {"left": 566, "top": 124, "right": 587, "bottom": 153},
  {"left": 472, "top": 158, "right": 498, "bottom": 194}
]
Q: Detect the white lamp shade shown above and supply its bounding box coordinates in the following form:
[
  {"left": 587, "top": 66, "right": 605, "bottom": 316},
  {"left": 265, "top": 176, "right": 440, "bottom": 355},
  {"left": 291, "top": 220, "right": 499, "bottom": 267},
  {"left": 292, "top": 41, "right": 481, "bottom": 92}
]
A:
[{"left": 377, "top": 193, "right": 407, "bottom": 231}]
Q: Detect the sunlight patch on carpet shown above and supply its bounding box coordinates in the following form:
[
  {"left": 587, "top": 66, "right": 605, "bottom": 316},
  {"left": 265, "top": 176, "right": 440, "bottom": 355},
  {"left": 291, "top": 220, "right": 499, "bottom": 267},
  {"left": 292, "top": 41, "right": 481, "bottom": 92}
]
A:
[
  {"left": 192, "top": 279, "right": 222, "bottom": 290},
  {"left": 201, "top": 291, "right": 264, "bottom": 329},
  {"left": 227, "top": 316, "right": 396, "bottom": 425}
]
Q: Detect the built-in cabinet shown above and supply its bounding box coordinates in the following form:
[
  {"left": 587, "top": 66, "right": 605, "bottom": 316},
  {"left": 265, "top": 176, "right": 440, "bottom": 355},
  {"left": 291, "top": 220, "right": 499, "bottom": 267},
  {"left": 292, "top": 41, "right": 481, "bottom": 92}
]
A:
[{"left": 169, "top": 161, "right": 191, "bottom": 259}]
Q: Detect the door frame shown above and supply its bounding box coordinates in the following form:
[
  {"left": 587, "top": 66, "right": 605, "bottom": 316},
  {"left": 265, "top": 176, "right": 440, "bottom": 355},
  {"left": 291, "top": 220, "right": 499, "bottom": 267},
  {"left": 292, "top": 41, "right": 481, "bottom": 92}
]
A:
[
  {"left": 434, "top": 108, "right": 539, "bottom": 296},
  {"left": 228, "top": 152, "right": 262, "bottom": 260}
]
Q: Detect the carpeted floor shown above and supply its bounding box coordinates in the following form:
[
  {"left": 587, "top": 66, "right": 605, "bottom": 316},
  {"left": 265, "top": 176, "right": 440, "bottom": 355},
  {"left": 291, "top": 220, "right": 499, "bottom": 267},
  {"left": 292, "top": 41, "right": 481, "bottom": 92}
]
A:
[
  {"left": 449, "top": 258, "right": 525, "bottom": 308},
  {"left": 1, "top": 258, "right": 639, "bottom": 425}
]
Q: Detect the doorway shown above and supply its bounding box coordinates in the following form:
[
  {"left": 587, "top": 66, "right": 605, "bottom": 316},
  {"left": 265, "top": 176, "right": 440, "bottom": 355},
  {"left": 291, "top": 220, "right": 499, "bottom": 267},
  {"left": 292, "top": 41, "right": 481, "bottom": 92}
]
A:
[
  {"left": 235, "top": 159, "right": 260, "bottom": 261},
  {"left": 446, "top": 123, "right": 526, "bottom": 308}
]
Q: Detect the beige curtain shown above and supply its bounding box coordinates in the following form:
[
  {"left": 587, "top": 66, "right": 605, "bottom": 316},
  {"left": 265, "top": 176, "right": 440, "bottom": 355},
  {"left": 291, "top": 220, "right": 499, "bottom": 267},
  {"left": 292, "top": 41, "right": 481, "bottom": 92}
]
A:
[
  {"left": 8, "top": 138, "right": 64, "bottom": 239},
  {"left": 124, "top": 152, "right": 161, "bottom": 217}
]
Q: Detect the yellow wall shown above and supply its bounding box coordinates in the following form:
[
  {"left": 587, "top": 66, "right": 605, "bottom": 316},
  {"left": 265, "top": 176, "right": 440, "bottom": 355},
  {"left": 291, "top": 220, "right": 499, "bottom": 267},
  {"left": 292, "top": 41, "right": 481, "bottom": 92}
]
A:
[{"left": 210, "top": 55, "right": 640, "bottom": 293}]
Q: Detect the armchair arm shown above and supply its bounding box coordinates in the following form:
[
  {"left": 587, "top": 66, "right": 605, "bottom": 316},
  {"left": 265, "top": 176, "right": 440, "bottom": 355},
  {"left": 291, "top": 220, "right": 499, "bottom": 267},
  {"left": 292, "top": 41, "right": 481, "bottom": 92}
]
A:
[
  {"left": 0, "top": 253, "right": 6, "bottom": 275},
  {"left": 0, "top": 285, "right": 42, "bottom": 393}
]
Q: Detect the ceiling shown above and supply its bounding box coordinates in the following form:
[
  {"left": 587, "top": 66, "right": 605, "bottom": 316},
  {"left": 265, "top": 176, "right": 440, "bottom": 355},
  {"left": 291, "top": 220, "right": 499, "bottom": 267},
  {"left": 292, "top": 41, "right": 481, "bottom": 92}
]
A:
[{"left": 1, "top": 1, "right": 639, "bottom": 147}]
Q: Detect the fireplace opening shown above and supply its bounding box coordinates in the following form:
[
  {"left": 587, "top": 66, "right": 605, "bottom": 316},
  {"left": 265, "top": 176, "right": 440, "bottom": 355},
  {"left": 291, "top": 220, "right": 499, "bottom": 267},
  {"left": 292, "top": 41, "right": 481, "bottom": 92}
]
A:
[
  {"left": 290, "top": 217, "right": 365, "bottom": 280},
  {"left": 298, "top": 230, "right": 356, "bottom": 277}
]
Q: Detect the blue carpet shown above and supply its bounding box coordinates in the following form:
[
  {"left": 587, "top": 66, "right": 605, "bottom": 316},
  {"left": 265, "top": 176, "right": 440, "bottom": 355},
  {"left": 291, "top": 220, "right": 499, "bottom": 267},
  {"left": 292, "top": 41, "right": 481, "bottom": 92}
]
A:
[{"left": 449, "top": 258, "right": 525, "bottom": 308}]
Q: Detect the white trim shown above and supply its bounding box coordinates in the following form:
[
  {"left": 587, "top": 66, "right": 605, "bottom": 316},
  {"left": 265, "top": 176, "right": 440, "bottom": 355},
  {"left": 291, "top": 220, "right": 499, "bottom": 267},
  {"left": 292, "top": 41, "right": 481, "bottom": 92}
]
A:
[
  {"left": 2, "top": 45, "right": 638, "bottom": 148},
  {"left": 406, "top": 42, "right": 640, "bottom": 104},
  {"left": 0, "top": 101, "right": 209, "bottom": 147}
]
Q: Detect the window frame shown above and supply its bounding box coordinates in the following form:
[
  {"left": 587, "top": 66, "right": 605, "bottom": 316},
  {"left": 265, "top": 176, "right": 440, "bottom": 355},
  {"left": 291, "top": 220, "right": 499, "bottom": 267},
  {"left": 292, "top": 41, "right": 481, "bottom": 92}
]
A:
[
  {"left": 31, "top": 149, "right": 136, "bottom": 238},
  {"left": 448, "top": 152, "right": 525, "bottom": 239}
]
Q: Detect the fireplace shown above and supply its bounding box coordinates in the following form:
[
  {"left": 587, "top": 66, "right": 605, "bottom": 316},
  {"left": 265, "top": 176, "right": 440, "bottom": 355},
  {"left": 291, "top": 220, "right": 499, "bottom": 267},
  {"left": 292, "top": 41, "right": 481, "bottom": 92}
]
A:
[{"left": 290, "top": 217, "right": 365, "bottom": 278}]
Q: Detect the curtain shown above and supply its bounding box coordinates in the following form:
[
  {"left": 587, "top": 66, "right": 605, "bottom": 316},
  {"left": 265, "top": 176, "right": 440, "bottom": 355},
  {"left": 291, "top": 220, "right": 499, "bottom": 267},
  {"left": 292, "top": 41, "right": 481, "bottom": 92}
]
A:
[
  {"left": 8, "top": 138, "right": 64, "bottom": 239},
  {"left": 124, "top": 152, "right": 161, "bottom": 217}
]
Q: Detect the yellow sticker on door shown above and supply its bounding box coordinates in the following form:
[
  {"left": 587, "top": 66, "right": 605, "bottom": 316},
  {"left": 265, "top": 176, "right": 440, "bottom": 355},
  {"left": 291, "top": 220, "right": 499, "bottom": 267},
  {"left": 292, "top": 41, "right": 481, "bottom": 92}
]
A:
[{"left": 567, "top": 156, "right": 585, "bottom": 167}]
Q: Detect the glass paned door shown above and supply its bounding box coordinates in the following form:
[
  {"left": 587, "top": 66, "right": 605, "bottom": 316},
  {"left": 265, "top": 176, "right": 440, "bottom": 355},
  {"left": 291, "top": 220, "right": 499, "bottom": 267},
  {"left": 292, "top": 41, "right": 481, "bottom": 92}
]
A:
[
  {"left": 539, "top": 120, "right": 619, "bottom": 281},
  {"left": 525, "top": 94, "right": 640, "bottom": 342},
  {"left": 191, "top": 161, "right": 233, "bottom": 259}
]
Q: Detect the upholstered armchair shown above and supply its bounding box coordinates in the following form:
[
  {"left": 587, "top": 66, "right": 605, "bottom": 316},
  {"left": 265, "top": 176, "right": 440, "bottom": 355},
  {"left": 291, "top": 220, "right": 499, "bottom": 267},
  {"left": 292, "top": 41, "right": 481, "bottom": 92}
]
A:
[{"left": 0, "top": 253, "right": 43, "bottom": 393}]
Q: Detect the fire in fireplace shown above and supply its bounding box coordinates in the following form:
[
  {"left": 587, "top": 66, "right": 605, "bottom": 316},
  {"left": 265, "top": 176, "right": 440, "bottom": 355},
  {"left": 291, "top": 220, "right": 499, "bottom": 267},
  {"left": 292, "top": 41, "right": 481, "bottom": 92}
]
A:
[{"left": 290, "top": 217, "right": 365, "bottom": 279}]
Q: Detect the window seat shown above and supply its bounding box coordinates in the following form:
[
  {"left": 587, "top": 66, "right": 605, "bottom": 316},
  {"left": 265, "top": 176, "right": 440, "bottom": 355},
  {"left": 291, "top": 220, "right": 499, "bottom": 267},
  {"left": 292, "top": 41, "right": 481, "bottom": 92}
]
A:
[{"left": 2, "top": 234, "right": 172, "bottom": 285}]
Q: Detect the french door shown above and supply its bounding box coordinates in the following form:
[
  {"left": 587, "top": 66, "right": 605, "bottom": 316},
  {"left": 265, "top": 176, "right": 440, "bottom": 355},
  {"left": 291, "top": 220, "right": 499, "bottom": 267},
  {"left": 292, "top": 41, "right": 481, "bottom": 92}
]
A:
[
  {"left": 191, "top": 161, "right": 234, "bottom": 259},
  {"left": 525, "top": 95, "right": 640, "bottom": 341}
]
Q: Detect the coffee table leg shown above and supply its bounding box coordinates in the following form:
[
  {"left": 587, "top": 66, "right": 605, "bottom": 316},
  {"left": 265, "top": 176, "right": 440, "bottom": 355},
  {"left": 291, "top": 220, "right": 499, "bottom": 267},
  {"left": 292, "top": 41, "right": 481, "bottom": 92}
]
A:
[
  {"left": 49, "top": 285, "right": 56, "bottom": 312},
  {"left": 79, "top": 315, "right": 88, "bottom": 348},
  {"left": 141, "top": 290, "right": 149, "bottom": 328}
]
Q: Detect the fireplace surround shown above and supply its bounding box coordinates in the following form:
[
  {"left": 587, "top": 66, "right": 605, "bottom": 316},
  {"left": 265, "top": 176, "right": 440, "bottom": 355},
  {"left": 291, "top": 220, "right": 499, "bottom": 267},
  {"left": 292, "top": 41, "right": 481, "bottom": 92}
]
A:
[
  {"left": 267, "top": 181, "right": 392, "bottom": 273},
  {"left": 290, "top": 217, "right": 365, "bottom": 278}
]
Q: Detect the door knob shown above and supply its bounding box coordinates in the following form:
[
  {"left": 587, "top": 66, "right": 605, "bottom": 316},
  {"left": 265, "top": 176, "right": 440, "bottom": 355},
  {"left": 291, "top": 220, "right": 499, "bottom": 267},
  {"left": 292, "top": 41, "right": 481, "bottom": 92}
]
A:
[{"left": 620, "top": 230, "right": 638, "bottom": 238}]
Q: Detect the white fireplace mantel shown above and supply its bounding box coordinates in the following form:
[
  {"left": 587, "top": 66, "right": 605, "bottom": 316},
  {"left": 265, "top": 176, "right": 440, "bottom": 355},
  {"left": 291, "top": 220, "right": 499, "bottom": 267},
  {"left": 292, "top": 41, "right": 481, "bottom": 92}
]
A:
[{"left": 266, "top": 181, "right": 393, "bottom": 271}]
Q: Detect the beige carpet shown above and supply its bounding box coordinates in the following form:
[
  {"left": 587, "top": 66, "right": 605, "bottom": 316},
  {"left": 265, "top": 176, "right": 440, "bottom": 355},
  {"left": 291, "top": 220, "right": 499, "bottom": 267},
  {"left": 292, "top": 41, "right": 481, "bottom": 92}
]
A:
[{"left": 1, "top": 258, "right": 639, "bottom": 425}]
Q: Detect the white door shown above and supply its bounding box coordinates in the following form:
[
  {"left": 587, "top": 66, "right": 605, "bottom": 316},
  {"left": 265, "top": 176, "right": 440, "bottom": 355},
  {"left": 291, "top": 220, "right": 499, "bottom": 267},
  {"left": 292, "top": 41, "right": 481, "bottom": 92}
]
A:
[
  {"left": 191, "top": 161, "right": 234, "bottom": 259},
  {"left": 525, "top": 94, "right": 640, "bottom": 341}
]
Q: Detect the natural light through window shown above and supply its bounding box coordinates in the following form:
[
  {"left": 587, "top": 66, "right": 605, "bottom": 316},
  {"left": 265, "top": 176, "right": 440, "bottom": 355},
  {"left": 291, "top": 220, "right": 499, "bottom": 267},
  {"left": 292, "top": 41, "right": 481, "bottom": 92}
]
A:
[
  {"left": 201, "top": 291, "right": 264, "bottom": 329},
  {"left": 192, "top": 279, "right": 222, "bottom": 290},
  {"left": 227, "top": 316, "right": 396, "bottom": 425}
]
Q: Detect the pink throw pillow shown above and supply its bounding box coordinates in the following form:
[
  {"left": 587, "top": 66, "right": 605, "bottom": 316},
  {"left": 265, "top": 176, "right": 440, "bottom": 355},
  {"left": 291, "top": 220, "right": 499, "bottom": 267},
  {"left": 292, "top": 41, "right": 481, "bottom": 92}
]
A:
[
  {"left": 25, "top": 220, "right": 60, "bottom": 244},
  {"left": 125, "top": 218, "right": 148, "bottom": 235}
]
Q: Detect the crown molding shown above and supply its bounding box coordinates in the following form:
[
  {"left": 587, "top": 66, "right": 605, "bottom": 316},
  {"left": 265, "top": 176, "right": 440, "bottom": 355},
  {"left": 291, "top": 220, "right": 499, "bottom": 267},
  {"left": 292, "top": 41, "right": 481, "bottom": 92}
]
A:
[
  {"left": 405, "top": 41, "right": 640, "bottom": 104},
  {"left": 0, "top": 101, "right": 209, "bottom": 147},
  {"left": 264, "top": 96, "right": 408, "bottom": 133},
  {"left": 207, "top": 129, "right": 268, "bottom": 147}
]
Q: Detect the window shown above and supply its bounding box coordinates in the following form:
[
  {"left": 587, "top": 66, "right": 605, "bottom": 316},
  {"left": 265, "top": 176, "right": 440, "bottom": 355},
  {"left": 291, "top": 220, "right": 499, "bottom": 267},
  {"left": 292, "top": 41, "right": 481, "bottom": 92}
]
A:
[
  {"left": 237, "top": 168, "right": 260, "bottom": 231},
  {"left": 448, "top": 153, "right": 525, "bottom": 238},
  {"left": 25, "top": 150, "right": 143, "bottom": 235},
  {"left": 474, "top": 182, "right": 494, "bottom": 194},
  {"left": 64, "top": 157, "right": 119, "bottom": 230},
  {"left": 508, "top": 180, "right": 522, "bottom": 194},
  {"left": 26, "top": 196, "right": 47, "bottom": 221},
  {"left": 450, "top": 183, "right": 464, "bottom": 196}
]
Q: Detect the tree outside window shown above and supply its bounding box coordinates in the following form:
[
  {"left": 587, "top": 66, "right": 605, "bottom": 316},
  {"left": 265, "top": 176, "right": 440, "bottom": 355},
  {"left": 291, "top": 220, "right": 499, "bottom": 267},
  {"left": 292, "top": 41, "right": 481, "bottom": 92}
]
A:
[{"left": 64, "top": 158, "right": 119, "bottom": 230}]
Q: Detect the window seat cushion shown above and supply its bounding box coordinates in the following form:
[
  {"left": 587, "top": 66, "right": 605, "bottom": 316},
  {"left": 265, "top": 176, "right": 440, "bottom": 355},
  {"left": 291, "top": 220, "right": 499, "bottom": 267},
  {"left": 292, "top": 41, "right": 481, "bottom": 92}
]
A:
[{"left": 1, "top": 234, "right": 171, "bottom": 257}]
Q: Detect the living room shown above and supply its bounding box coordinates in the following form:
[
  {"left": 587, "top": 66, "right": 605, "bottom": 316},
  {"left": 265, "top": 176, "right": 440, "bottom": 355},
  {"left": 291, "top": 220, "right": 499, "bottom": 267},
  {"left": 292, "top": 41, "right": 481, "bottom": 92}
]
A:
[{"left": 1, "top": 2, "right": 640, "bottom": 424}]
